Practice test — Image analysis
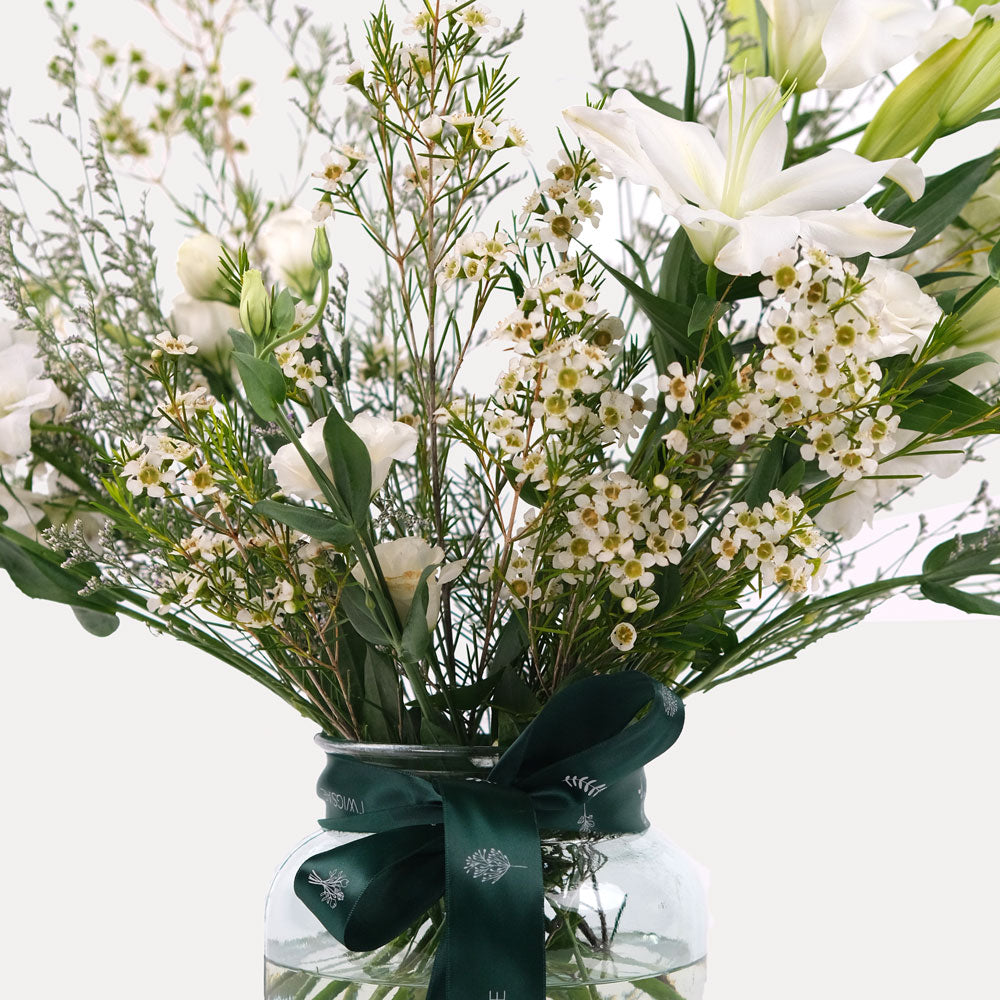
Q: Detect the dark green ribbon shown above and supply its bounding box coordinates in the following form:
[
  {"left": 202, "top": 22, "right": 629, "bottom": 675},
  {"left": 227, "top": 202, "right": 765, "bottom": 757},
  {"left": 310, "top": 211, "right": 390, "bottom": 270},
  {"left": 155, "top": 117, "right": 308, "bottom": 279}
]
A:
[{"left": 294, "top": 671, "right": 684, "bottom": 1000}]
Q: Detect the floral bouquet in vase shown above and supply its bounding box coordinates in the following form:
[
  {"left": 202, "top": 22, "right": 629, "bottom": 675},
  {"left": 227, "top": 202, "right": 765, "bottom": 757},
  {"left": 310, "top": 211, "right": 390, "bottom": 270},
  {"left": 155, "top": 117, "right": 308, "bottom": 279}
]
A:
[{"left": 2, "top": 1, "right": 999, "bottom": 998}]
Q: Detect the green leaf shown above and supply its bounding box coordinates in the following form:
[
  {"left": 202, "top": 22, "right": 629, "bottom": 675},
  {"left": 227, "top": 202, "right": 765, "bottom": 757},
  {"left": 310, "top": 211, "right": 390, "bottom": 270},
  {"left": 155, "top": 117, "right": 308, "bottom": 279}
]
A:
[
  {"left": 625, "top": 89, "right": 683, "bottom": 121},
  {"left": 489, "top": 614, "right": 529, "bottom": 672},
  {"left": 271, "top": 289, "right": 297, "bottom": 336},
  {"left": 909, "top": 351, "right": 998, "bottom": 391},
  {"left": 880, "top": 153, "right": 996, "bottom": 259},
  {"left": 777, "top": 459, "right": 806, "bottom": 495},
  {"left": 659, "top": 228, "right": 699, "bottom": 305},
  {"left": 652, "top": 564, "right": 683, "bottom": 612},
  {"left": 252, "top": 499, "right": 355, "bottom": 547},
  {"left": 362, "top": 648, "right": 402, "bottom": 740},
  {"left": 744, "top": 437, "right": 786, "bottom": 506},
  {"left": 338, "top": 583, "right": 392, "bottom": 645},
  {"left": 322, "top": 409, "right": 373, "bottom": 524},
  {"left": 599, "top": 253, "right": 695, "bottom": 370},
  {"left": 503, "top": 263, "right": 525, "bottom": 301},
  {"left": 72, "top": 607, "right": 121, "bottom": 637},
  {"left": 920, "top": 582, "right": 1000, "bottom": 616},
  {"left": 228, "top": 327, "right": 255, "bottom": 355},
  {"left": 429, "top": 674, "right": 503, "bottom": 711},
  {"left": 400, "top": 565, "right": 436, "bottom": 664},
  {"left": 0, "top": 528, "right": 120, "bottom": 636},
  {"left": 990, "top": 239, "right": 1000, "bottom": 282},
  {"left": 678, "top": 7, "right": 696, "bottom": 122},
  {"left": 900, "top": 383, "right": 1000, "bottom": 435},
  {"left": 923, "top": 528, "right": 1000, "bottom": 577},
  {"left": 233, "top": 351, "right": 286, "bottom": 422}
]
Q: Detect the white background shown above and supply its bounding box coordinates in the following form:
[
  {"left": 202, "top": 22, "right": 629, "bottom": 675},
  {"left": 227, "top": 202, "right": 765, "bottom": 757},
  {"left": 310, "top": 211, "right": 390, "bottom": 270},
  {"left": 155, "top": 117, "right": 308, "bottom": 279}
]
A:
[{"left": 2, "top": 2, "right": 1000, "bottom": 998}]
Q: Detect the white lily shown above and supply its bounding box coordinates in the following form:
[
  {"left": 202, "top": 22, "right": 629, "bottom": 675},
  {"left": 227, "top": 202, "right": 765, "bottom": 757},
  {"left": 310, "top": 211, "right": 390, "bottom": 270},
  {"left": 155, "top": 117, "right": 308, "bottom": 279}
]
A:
[
  {"left": 757, "top": 0, "right": 946, "bottom": 91},
  {"left": 564, "top": 75, "right": 925, "bottom": 275}
]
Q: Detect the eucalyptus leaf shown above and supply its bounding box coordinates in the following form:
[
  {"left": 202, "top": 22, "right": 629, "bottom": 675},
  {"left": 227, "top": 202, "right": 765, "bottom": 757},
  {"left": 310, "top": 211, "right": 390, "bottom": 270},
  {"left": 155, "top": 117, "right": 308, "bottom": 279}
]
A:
[
  {"left": 252, "top": 499, "right": 355, "bottom": 547},
  {"left": 72, "top": 607, "right": 121, "bottom": 637},
  {"left": 271, "top": 289, "right": 297, "bottom": 336},
  {"left": 339, "top": 583, "right": 392, "bottom": 646},
  {"left": 232, "top": 351, "right": 286, "bottom": 422},
  {"left": 322, "top": 409, "right": 373, "bottom": 524},
  {"left": 228, "top": 327, "right": 255, "bottom": 354}
]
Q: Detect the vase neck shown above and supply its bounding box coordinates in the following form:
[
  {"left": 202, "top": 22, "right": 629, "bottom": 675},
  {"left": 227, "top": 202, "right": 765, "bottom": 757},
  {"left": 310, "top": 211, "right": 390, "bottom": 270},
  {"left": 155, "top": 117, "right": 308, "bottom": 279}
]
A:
[{"left": 315, "top": 736, "right": 500, "bottom": 780}]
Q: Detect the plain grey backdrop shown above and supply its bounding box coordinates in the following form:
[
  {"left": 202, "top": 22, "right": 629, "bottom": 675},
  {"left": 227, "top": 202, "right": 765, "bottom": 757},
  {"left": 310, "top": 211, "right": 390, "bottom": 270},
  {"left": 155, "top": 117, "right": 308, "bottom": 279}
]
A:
[{"left": 1, "top": 2, "right": 999, "bottom": 998}]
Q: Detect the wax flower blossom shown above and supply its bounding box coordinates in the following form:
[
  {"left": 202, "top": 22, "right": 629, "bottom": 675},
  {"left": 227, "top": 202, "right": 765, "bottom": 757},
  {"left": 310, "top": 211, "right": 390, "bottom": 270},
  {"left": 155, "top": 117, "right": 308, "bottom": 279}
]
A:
[{"left": 564, "top": 74, "right": 925, "bottom": 274}]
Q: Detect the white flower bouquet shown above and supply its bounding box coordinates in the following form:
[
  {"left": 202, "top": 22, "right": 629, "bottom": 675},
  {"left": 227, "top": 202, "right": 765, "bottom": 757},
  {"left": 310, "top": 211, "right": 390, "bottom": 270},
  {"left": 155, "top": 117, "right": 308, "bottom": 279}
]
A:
[{"left": 1, "top": 0, "right": 999, "bottom": 994}]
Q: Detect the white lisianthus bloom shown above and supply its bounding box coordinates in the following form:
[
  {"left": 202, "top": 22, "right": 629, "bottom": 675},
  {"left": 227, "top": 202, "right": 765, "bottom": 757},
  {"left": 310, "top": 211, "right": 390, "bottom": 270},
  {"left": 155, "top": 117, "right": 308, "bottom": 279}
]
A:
[
  {"left": 862, "top": 259, "right": 942, "bottom": 358},
  {"left": 259, "top": 207, "right": 324, "bottom": 298},
  {"left": 176, "top": 233, "right": 228, "bottom": 301},
  {"left": 815, "top": 430, "right": 965, "bottom": 538},
  {"left": 0, "top": 328, "right": 65, "bottom": 464},
  {"left": 270, "top": 414, "right": 419, "bottom": 502},
  {"left": 169, "top": 294, "right": 240, "bottom": 368},
  {"left": 563, "top": 75, "right": 925, "bottom": 275},
  {"left": 351, "top": 537, "right": 464, "bottom": 630}
]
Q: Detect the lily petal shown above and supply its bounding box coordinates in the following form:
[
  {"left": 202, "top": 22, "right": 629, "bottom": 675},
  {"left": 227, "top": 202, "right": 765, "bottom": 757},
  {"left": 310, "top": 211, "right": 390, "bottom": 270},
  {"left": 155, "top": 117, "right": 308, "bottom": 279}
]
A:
[
  {"left": 607, "top": 90, "right": 728, "bottom": 208},
  {"left": 562, "top": 103, "right": 679, "bottom": 207},
  {"left": 709, "top": 212, "right": 803, "bottom": 275},
  {"left": 750, "top": 148, "right": 924, "bottom": 215},
  {"left": 797, "top": 204, "right": 915, "bottom": 257},
  {"left": 817, "top": 0, "right": 940, "bottom": 90}
]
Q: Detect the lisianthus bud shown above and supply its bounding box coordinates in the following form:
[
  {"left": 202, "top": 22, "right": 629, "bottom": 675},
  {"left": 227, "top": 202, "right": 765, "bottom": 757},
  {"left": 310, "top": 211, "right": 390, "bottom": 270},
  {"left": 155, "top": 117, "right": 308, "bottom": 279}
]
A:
[
  {"left": 239, "top": 269, "right": 271, "bottom": 341},
  {"left": 859, "top": 13, "right": 1000, "bottom": 159},
  {"left": 176, "top": 234, "right": 229, "bottom": 302},
  {"left": 312, "top": 224, "right": 333, "bottom": 272}
]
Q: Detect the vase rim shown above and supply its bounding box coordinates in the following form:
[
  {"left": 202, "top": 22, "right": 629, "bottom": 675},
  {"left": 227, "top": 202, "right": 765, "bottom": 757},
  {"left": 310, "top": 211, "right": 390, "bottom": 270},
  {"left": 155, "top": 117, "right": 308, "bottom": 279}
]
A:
[{"left": 315, "top": 735, "right": 500, "bottom": 756}]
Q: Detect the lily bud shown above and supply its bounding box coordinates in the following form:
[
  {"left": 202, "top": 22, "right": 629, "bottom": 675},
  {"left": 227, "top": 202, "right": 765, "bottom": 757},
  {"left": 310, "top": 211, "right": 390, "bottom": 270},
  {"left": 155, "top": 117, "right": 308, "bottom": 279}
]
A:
[
  {"left": 311, "top": 224, "right": 333, "bottom": 273},
  {"left": 239, "top": 269, "right": 271, "bottom": 341},
  {"left": 858, "top": 13, "right": 1000, "bottom": 159}
]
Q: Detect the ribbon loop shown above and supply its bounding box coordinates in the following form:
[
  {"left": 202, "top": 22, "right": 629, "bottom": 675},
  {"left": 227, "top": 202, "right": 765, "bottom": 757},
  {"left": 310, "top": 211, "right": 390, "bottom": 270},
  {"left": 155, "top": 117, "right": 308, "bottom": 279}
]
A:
[{"left": 294, "top": 671, "right": 685, "bottom": 1000}]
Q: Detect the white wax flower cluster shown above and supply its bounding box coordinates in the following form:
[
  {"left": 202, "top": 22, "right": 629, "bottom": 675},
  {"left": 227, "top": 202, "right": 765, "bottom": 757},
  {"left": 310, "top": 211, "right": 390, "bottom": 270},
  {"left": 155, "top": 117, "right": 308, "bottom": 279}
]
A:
[{"left": 711, "top": 490, "right": 825, "bottom": 593}]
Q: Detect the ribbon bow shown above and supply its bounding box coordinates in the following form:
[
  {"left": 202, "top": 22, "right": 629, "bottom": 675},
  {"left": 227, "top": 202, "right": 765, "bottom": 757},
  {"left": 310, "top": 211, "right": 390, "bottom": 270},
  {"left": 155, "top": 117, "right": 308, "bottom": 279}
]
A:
[{"left": 295, "top": 671, "right": 684, "bottom": 1000}]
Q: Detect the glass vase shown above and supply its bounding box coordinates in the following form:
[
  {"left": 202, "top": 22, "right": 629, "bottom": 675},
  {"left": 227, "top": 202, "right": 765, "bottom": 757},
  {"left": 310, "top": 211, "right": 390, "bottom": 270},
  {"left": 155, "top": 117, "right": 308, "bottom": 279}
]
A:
[{"left": 264, "top": 740, "right": 708, "bottom": 1000}]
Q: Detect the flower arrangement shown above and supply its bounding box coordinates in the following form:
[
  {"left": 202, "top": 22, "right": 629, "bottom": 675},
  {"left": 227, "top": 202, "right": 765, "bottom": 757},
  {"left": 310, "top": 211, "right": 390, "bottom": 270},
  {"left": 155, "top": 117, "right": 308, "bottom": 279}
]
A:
[{"left": 1, "top": 0, "right": 999, "bottom": 994}]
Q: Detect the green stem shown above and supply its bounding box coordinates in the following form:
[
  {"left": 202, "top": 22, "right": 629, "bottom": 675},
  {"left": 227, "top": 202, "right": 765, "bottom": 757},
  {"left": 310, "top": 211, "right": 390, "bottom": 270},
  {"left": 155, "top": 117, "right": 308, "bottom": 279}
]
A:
[
  {"left": 263, "top": 270, "right": 331, "bottom": 356},
  {"left": 684, "top": 573, "right": 924, "bottom": 695},
  {"left": 705, "top": 264, "right": 718, "bottom": 300}
]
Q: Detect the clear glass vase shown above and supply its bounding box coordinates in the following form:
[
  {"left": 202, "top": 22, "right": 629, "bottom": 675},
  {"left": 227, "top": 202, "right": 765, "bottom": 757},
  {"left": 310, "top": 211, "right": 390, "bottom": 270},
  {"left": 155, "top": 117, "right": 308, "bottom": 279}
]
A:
[{"left": 264, "top": 740, "right": 708, "bottom": 1000}]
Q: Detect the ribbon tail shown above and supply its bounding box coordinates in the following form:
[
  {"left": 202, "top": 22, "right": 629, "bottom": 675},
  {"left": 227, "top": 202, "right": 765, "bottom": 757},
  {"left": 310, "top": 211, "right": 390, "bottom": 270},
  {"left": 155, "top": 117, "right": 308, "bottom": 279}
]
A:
[
  {"left": 295, "top": 825, "right": 445, "bottom": 951},
  {"left": 433, "top": 781, "right": 544, "bottom": 1000}
]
